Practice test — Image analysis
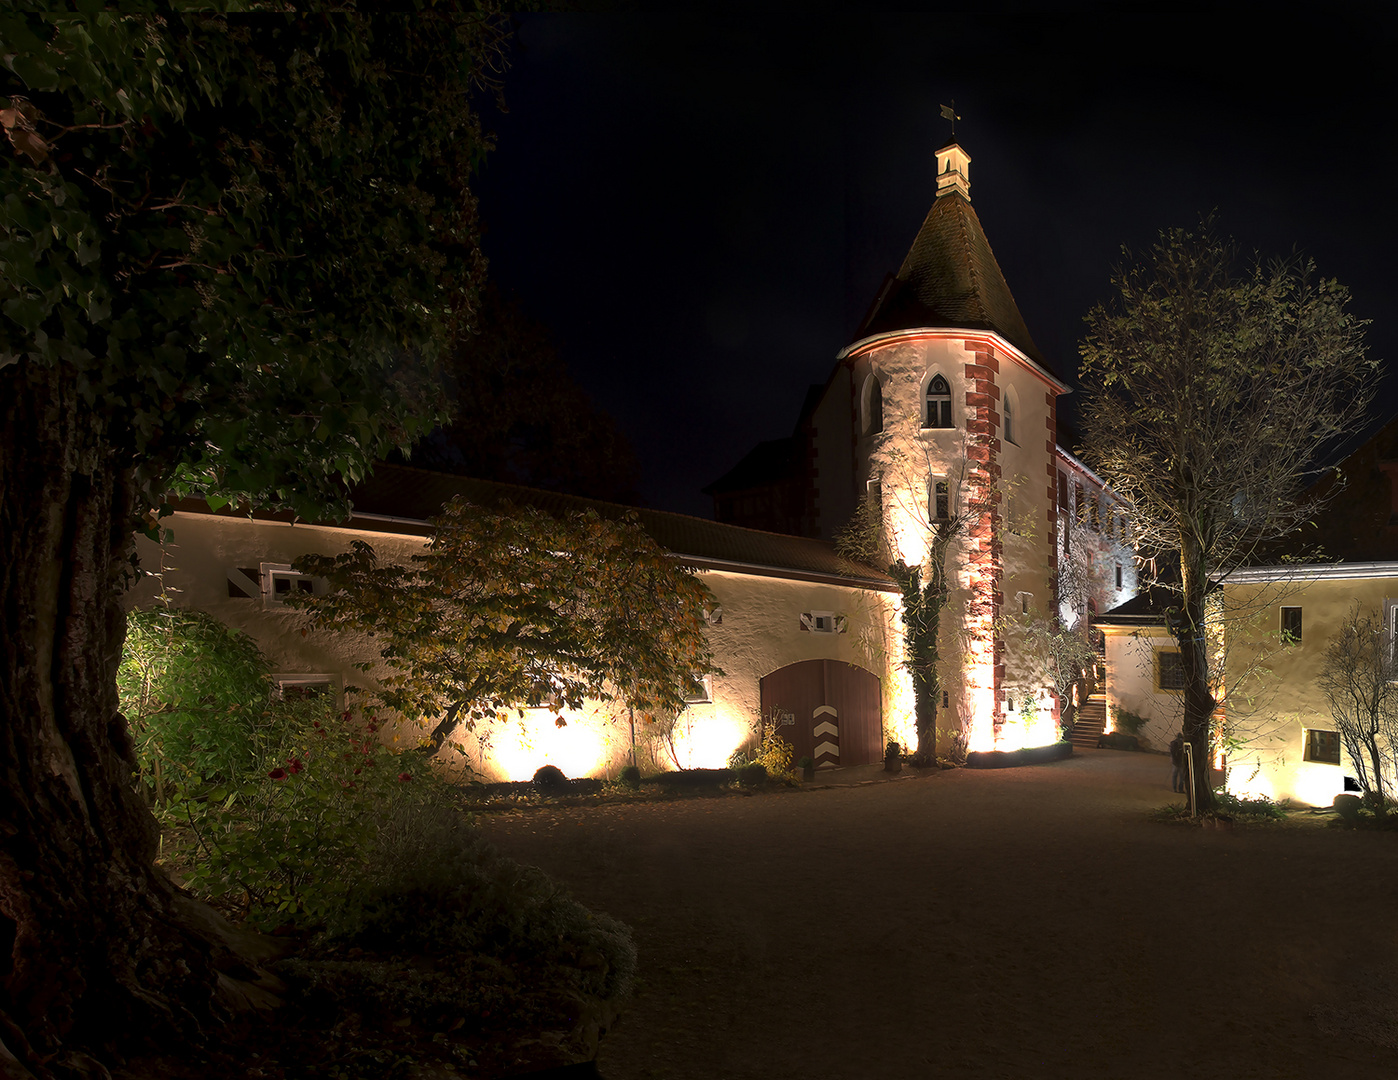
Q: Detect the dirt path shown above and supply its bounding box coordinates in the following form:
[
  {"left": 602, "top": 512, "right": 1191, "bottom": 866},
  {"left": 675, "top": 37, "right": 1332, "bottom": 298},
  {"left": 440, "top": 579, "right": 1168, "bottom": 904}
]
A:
[{"left": 479, "top": 750, "right": 1398, "bottom": 1079}]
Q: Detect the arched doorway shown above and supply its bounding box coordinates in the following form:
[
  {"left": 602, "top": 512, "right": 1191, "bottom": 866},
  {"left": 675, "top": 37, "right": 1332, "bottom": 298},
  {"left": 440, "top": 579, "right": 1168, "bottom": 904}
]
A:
[{"left": 759, "top": 660, "right": 882, "bottom": 768}]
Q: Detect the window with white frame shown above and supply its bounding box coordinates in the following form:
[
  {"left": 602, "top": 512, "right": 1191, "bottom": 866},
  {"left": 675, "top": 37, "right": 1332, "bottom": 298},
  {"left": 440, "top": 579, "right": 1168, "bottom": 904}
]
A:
[
  {"left": 924, "top": 374, "right": 953, "bottom": 429},
  {"left": 800, "top": 611, "right": 847, "bottom": 634},
  {"left": 272, "top": 674, "right": 336, "bottom": 701},
  {"left": 683, "top": 674, "right": 713, "bottom": 704},
  {"left": 260, "top": 562, "right": 325, "bottom": 607}
]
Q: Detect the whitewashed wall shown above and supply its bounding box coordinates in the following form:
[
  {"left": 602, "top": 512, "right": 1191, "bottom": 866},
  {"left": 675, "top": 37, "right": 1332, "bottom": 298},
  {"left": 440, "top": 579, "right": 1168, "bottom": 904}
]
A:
[
  {"left": 127, "top": 511, "right": 908, "bottom": 782},
  {"left": 1100, "top": 626, "right": 1183, "bottom": 752}
]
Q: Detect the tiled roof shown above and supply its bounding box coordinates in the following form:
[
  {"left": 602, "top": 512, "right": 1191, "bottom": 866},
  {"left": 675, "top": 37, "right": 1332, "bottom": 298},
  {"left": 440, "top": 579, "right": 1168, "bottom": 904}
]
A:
[
  {"left": 344, "top": 465, "right": 895, "bottom": 590},
  {"left": 856, "top": 191, "right": 1048, "bottom": 369}
]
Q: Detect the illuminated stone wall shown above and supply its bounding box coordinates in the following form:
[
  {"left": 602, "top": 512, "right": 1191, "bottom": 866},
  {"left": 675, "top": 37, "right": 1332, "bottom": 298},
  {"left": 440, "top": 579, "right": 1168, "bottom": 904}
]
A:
[
  {"left": 829, "top": 330, "right": 1062, "bottom": 752},
  {"left": 129, "top": 511, "right": 909, "bottom": 782}
]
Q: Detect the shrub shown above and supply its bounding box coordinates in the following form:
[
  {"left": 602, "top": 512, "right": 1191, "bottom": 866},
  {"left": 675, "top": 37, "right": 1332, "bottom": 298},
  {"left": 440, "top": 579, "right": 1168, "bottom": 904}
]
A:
[
  {"left": 885, "top": 740, "right": 901, "bottom": 760},
  {"left": 1212, "top": 788, "right": 1289, "bottom": 820},
  {"left": 736, "top": 762, "right": 768, "bottom": 787},
  {"left": 619, "top": 764, "right": 641, "bottom": 788},
  {"left": 1111, "top": 705, "right": 1150, "bottom": 736},
  {"left": 1097, "top": 732, "right": 1139, "bottom": 751},
  {"left": 531, "top": 764, "right": 569, "bottom": 794},
  {"left": 119, "top": 607, "right": 457, "bottom": 928},
  {"left": 653, "top": 768, "right": 733, "bottom": 790},
  {"left": 320, "top": 802, "right": 637, "bottom": 1003}
]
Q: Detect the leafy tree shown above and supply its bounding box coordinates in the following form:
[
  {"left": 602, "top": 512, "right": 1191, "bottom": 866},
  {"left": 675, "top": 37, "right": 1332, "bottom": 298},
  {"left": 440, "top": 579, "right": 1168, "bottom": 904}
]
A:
[
  {"left": 1078, "top": 223, "right": 1374, "bottom": 811},
  {"left": 0, "top": 8, "right": 503, "bottom": 1072},
  {"left": 407, "top": 283, "right": 643, "bottom": 502},
  {"left": 292, "top": 497, "right": 721, "bottom": 761},
  {"left": 1319, "top": 603, "right": 1398, "bottom": 807}
]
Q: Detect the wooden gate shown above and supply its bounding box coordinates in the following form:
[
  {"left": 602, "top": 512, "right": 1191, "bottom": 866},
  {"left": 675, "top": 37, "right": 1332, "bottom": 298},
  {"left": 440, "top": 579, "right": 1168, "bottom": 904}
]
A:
[{"left": 758, "top": 660, "right": 882, "bottom": 768}]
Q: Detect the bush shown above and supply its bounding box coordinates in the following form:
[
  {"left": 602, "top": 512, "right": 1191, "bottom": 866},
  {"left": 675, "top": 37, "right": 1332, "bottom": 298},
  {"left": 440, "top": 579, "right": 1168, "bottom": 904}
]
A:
[
  {"left": 619, "top": 764, "right": 641, "bottom": 788},
  {"left": 736, "top": 762, "right": 768, "bottom": 787},
  {"left": 885, "top": 740, "right": 901, "bottom": 760},
  {"left": 1097, "top": 732, "right": 1139, "bottom": 751},
  {"left": 319, "top": 802, "right": 637, "bottom": 1004},
  {"left": 532, "top": 764, "right": 569, "bottom": 793},
  {"left": 119, "top": 607, "right": 457, "bottom": 928},
  {"left": 653, "top": 768, "right": 733, "bottom": 790},
  {"left": 1111, "top": 705, "right": 1150, "bottom": 736},
  {"left": 1212, "top": 788, "right": 1289, "bottom": 820}
]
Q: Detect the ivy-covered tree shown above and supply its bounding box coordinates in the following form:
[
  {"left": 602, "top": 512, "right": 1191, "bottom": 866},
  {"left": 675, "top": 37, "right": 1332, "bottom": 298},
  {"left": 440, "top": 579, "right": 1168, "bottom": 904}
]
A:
[
  {"left": 0, "top": 8, "right": 503, "bottom": 1074},
  {"left": 1078, "top": 223, "right": 1374, "bottom": 811},
  {"left": 292, "top": 497, "right": 721, "bottom": 759}
]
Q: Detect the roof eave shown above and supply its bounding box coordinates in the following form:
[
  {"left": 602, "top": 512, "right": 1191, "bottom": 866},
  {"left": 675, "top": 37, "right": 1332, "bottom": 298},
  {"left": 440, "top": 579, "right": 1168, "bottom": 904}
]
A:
[{"left": 838, "top": 326, "right": 1069, "bottom": 394}]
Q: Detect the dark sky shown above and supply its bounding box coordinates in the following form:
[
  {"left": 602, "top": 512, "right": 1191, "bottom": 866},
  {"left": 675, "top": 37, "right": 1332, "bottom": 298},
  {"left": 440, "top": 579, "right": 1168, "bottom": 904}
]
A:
[{"left": 472, "top": 12, "right": 1398, "bottom": 518}]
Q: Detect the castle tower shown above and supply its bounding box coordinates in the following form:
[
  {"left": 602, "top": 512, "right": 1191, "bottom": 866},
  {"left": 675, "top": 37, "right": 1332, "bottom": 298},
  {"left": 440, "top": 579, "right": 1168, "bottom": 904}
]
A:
[{"left": 823, "top": 136, "right": 1070, "bottom": 754}]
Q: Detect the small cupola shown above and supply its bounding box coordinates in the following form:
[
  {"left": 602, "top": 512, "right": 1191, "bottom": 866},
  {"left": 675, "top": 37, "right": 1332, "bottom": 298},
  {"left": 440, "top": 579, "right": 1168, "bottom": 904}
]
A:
[{"left": 935, "top": 140, "right": 971, "bottom": 200}]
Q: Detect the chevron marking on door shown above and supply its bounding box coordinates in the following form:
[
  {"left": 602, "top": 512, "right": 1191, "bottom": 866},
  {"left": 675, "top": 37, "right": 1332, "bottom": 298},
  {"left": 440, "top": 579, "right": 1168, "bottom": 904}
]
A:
[
  {"left": 813, "top": 705, "right": 837, "bottom": 718},
  {"left": 813, "top": 720, "right": 839, "bottom": 738},
  {"left": 813, "top": 739, "right": 839, "bottom": 759}
]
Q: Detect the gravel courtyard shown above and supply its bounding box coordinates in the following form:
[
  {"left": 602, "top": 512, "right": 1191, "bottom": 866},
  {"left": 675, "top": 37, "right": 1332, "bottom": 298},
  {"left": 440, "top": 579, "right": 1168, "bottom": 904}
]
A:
[{"left": 480, "top": 750, "right": 1398, "bottom": 1080}]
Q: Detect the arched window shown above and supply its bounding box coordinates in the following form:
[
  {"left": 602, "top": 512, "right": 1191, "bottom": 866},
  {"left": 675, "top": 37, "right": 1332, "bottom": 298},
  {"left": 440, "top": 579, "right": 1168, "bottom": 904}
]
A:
[
  {"left": 930, "top": 478, "right": 950, "bottom": 521},
  {"left": 1003, "top": 388, "right": 1016, "bottom": 445},
  {"left": 925, "top": 374, "right": 952, "bottom": 429},
  {"left": 863, "top": 374, "right": 883, "bottom": 435}
]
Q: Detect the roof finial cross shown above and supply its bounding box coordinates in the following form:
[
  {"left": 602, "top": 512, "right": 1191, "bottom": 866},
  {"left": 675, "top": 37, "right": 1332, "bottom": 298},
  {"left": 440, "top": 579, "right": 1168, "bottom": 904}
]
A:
[{"left": 940, "top": 101, "right": 960, "bottom": 139}]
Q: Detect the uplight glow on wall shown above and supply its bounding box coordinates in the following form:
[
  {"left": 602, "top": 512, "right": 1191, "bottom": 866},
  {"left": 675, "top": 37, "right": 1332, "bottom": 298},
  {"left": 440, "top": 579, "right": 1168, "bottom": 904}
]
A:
[
  {"left": 486, "top": 711, "right": 610, "bottom": 782},
  {"left": 667, "top": 706, "right": 750, "bottom": 770}
]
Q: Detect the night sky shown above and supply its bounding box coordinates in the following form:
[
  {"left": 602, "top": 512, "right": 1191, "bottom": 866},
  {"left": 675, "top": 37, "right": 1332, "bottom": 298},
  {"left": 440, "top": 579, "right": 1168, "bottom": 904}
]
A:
[{"left": 472, "top": 12, "right": 1398, "bottom": 518}]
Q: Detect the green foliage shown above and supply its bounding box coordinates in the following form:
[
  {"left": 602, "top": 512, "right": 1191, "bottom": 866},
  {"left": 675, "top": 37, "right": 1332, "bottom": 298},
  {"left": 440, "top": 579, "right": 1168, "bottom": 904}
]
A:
[
  {"left": 1, "top": 7, "right": 503, "bottom": 517},
  {"left": 118, "top": 607, "right": 457, "bottom": 928},
  {"left": 619, "top": 764, "right": 641, "bottom": 789},
  {"left": 729, "top": 722, "right": 794, "bottom": 779},
  {"left": 1097, "top": 732, "right": 1139, "bottom": 751},
  {"left": 292, "top": 497, "right": 721, "bottom": 755},
  {"left": 1210, "top": 788, "right": 1289, "bottom": 820},
  {"left": 1111, "top": 705, "right": 1150, "bottom": 736},
  {"left": 736, "top": 762, "right": 768, "bottom": 787},
  {"left": 118, "top": 607, "right": 270, "bottom": 805}
]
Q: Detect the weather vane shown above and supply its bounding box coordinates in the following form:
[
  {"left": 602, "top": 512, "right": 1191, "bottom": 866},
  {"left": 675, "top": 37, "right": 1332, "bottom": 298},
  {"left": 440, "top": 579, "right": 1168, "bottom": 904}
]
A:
[{"left": 940, "top": 101, "right": 959, "bottom": 138}]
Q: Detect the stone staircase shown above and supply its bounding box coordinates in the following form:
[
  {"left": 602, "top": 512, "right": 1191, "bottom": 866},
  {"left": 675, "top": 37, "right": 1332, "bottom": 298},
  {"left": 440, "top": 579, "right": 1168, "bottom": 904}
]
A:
[{"left": 1070, "top": 695, "right": 1108, "bottom": 749}]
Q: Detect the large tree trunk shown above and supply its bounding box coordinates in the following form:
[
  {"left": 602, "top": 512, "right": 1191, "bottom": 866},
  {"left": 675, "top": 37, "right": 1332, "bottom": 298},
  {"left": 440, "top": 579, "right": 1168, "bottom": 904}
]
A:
[
  {"left": 0, "top": 362, "right": 279, "bottom": 1078},
  {"left": 1176, "top": 534, "right": 1216, "bottom": 814}
]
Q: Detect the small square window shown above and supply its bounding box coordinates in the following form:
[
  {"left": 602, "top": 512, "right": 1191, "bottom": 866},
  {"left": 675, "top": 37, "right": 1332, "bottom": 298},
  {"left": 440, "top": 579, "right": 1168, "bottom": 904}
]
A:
[
  {"left": 1304, "top": 728, "right": 1341, "bottom": 765},
  {"left": 684, "top": 674, "right": 713, "bottom": 705},
  {"left": 800, "top": 611, "right": 846, "bottom": 634},
  {"left": 261, "top": 563, "right": 323, "bottom": 608},
  {"left": 1155, "top": 649, "right": 1186, "bottom": 693},
  {"left": 1281, "top": 607, "right": 1303, "bottom": 646}
]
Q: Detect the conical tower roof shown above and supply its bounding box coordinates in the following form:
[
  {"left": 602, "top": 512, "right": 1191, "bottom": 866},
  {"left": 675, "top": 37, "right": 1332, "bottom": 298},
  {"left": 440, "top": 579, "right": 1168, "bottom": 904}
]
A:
[{"left": 854, "top": 141, "right": 1049, "bottom": 370}]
